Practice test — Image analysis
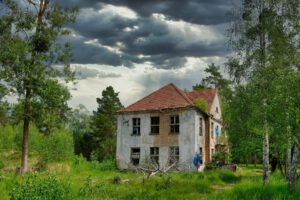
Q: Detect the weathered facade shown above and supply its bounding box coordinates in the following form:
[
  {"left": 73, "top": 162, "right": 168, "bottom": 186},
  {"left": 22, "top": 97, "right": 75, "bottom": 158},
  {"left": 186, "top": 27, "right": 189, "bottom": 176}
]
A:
[{"left": 116, "top": 83, "right": 223, "bottom": 171}]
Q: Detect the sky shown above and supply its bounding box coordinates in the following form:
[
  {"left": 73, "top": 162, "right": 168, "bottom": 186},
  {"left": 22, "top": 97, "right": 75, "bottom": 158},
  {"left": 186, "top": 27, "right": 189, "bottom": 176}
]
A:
[{"left": 11, "top": 0, "right": 240, "bottom": 111}]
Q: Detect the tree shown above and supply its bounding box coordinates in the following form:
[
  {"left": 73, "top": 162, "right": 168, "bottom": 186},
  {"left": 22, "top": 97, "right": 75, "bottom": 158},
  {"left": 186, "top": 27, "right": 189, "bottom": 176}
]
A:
[
  {"left": 68, "top": 104, "right": 91, "bottom": 156},
  {"left": 192, "top": 83, "right": 206, "bottom": 91},
  {"left": 89, "top": 86, "right": 123, "bottom": 161},
  {"left": 228, "top": 0, "right": 300, "bottom": 188},
  {"left": 0, "top": 0, "right": 77, "bottom": 174}
]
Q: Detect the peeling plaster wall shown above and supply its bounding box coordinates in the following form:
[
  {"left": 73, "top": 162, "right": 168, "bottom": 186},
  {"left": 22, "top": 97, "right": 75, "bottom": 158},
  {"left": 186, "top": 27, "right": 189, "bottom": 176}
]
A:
[{"left": 116, "top": 109, "right": 205, "bottom": 171}]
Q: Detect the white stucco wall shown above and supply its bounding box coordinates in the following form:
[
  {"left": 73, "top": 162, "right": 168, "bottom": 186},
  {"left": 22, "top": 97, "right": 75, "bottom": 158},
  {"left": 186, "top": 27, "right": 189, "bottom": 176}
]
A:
[{"left": 116, "top": 109, "right": 206, "bottom": 171}]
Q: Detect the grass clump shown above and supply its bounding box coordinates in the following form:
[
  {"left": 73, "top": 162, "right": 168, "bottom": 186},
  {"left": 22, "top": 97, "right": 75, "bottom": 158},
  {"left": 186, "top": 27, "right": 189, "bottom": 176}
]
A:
[{"left": 10, "top": 174, "right": 72, "bottom": 200}]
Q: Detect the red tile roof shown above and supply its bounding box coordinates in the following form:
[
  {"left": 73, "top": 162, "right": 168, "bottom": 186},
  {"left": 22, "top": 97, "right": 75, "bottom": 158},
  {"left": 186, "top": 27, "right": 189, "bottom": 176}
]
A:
[
  {"left": 186, "top": 88, "right": 217, "bottom": 109},
  {"left": 118, "top": 83, "right": 217, "bottom": 113}
]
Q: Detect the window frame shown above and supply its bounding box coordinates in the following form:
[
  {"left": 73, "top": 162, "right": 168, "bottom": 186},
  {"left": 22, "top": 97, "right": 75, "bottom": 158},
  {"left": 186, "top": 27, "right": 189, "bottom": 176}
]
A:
[
  {"left": 150, "top": 116, "right": 160, "bottom": 135},
  {"left": 170, "top": 115, "right": 180, "bottom": 134},
  {"left": 169, "top": 146, "right": 179, "bottom": 165},
  {"left": 132, "top": 118, "right": 141, "bottom": 136},
  {"left": 199, "top": 117, "right": 203, "bottom": 136},
  {"left": 150, "top": 147, "right": 159, "bottom": 165},
  {"left": 131, "top": 148, "right": 140, "bottom": 165}
]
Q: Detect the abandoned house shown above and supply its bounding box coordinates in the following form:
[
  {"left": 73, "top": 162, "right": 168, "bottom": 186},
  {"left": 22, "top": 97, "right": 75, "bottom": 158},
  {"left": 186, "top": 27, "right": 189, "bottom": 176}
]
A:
[{"left": 116, "top": 83, "right": 224, "bottom": 170}]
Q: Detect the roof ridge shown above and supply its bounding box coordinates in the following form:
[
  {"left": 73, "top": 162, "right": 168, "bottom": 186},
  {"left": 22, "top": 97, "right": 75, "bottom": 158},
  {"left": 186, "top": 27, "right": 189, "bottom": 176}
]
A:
[{"left": 170, "top": 83, "right": 194, "bottom": 105}]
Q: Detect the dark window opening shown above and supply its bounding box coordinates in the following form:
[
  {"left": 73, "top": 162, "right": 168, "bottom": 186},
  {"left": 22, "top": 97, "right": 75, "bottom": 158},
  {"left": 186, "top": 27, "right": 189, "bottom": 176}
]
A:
[
  {"left": 169, "top": 146, "right": 179, "bottom": 165},
  {"left": 170, "top": 115, "right": 180, "bottom": 134},
  {"left": 131, "top": 148, "right": 140, "bottom": 165},
  {"left": 150, "top": 147, "right": 159, "bottom": 165},
  {"left": 150, "top": 117, "right": 160, "bottom": 134},
  {"left": 132, "top": 118, "right": 141, "bottom": 136},
  {"left": 199, "top": 117, "right": 203, "bottom": 136},
  {"left": 211, "top": 122, "right": 214, "bottom": 138}
]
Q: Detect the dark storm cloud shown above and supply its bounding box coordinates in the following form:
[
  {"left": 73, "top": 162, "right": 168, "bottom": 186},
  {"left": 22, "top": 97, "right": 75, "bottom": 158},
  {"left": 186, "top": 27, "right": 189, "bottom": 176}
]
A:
[
  {"left": 54, "top": 0, "right": 237, "bottom": 68},
  {"left": 74, "top": 66, "right": 121, "bottom": 79},
  {"left": 58, "top": 0, "right": 238, "bottom": 25}
]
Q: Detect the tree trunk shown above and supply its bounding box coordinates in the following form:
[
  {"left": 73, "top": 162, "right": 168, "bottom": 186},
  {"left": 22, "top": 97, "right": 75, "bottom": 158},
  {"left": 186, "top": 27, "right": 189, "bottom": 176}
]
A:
[
  {"left": 288, "top": 143, "right": 298, "bottom": 191},
  {"left": 20, "top": 89, "right": 31, "bottom": 174},
  {"left": 285, "top": 126, "right": 292, "bottom": 179},
  {"left": 263, "top": 127, "right": 270, "bottom": 186}
]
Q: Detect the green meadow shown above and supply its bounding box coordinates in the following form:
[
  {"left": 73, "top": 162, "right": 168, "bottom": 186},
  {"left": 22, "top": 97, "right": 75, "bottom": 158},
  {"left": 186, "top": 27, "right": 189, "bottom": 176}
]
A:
[{"left": 1, "top": 151, "right": 299, "bottom": 200}]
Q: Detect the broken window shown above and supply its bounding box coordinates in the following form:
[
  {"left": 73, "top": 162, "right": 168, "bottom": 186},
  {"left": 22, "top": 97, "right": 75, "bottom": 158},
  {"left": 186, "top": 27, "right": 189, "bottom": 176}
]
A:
[
  {"left": 131, "top": 148, "right": 140, "bottom": 165},
  {"left": 199, "top": 117, "right": 203, "bottom": 136},
  {"left": 150, "top": 117, "right": 160, "bottom": 134},
  {"left": 132, "top": 118, "right": 141, "bottom": 136},
  {"left": 150, "top": 147, "right": 159, "bottom": 165},
  {"left": 169, "top": 146, "right": 179, "bottom": 164},
  {"left": 211, "top": 122, "right": 214, "bottom": 138},
  {"left": 170, "top": 115, "right": 180, "bottom": 134}
]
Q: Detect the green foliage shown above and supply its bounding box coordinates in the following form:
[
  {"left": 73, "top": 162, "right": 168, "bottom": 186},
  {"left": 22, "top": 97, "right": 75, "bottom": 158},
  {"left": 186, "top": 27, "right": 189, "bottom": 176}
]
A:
[
  {"left": 0, "top": 0, "right": 78, "bottom": 172},
  {"left": 87, "top": 86, "right": 123, "bottom": 161},
  {"left": 0, "top": 124, "right": 42, "bottom": 152},
  {"left": 212, "top": 151, "right": 231, "bottom": 166},
  {"left": 193, "top": 97, "right": 209, "bottom": 112},
  {"left": 39, "top": 129, "right": 74, "bottom": 163},
  {"left": 0, "top": 160, "right": 4, "bottom": 170},
  {"left": 192, "top": 83, "right": 207, "bottom": 90},
  {"left": 10, "top": 174, "right": 72, "bottom": 200},
  {"left": 68, "top": 105, "right": 91, "bottom": 156}
]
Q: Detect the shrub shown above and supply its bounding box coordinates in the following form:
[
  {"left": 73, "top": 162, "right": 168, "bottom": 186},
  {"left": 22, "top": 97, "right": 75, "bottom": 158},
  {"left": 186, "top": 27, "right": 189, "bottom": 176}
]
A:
[
  {"left": 193, "top": 98, "right": 209, "bottom": 112},
  {"left": 0, "top": 125, "right": 17, "bottom": 150},
  {"left": 10, "top": 174, "right": 72, "bottom": 200},
  {"left": 39, "top": 129, "right": 74, "bottom": 163}
]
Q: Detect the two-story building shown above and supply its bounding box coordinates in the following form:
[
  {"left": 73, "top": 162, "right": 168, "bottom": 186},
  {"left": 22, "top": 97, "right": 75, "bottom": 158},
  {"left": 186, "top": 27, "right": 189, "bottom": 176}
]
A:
[{"left": 116, "top": 83, "right": 223, "bottom": 171}]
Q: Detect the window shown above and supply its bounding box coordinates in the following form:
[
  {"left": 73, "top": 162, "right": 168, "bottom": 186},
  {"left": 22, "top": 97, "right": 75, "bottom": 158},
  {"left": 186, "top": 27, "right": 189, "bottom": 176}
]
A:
[
  {"left": 169, "top": 146, "right": 179, "bottom": 164},
  {"left": 199, "top": 117, "right": 203, "bottom": 136},
  {"left": 131, "top": 148, "right": 140, "bottom": 165},
  {"left": 216, "top": 107, "right": 219, "bottom": 113},
  {"left": 211, "top": 148, "right": 215, "bottom": 157},
  {"left": 199, "top": 147, "right": 203, "bottom": 157},
  {"left": 150, "top": 147, "right": 159, "bottom": 165},
  {"left": 132, "top": 118, "right": 140, "bottom": 136},
  {"left": 150, "top": 117, "right": 160, "bottom": 134},
  {"left": 211, "top": 122, "right": 214, "bottom": 138},
  {"left": 170, "top": 115, "right": 180, "bottom": 134}
]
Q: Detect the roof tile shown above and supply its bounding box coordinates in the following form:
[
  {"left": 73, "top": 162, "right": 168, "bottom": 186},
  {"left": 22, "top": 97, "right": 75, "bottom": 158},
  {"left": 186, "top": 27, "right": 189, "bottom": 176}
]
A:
[{"left": 118, "top": 83, "right": 216, "bottom": 113}]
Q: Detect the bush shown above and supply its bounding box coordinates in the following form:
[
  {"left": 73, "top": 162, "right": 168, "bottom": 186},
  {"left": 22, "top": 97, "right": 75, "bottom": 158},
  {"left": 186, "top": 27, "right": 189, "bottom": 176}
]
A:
[
  {"left": 10, "top": 174, "right": 72, "bottom": 200},
  {"left": 39, "top": 129, "right": 74, "bottom": 162},
  {"left": 0, "top": 125, "right": 17, "bottom": 150},
  {"left": 14, "top": 124, "right": 43, "bottom": 152},
  {"left": 193, "top": 98, "right": 209, "bottom": 112}
]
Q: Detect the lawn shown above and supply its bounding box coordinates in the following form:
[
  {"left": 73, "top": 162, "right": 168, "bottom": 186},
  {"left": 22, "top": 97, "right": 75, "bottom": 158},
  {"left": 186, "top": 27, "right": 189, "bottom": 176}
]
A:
[{"left": 0, "top": 152, "right": 299, "bottom": 200}]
